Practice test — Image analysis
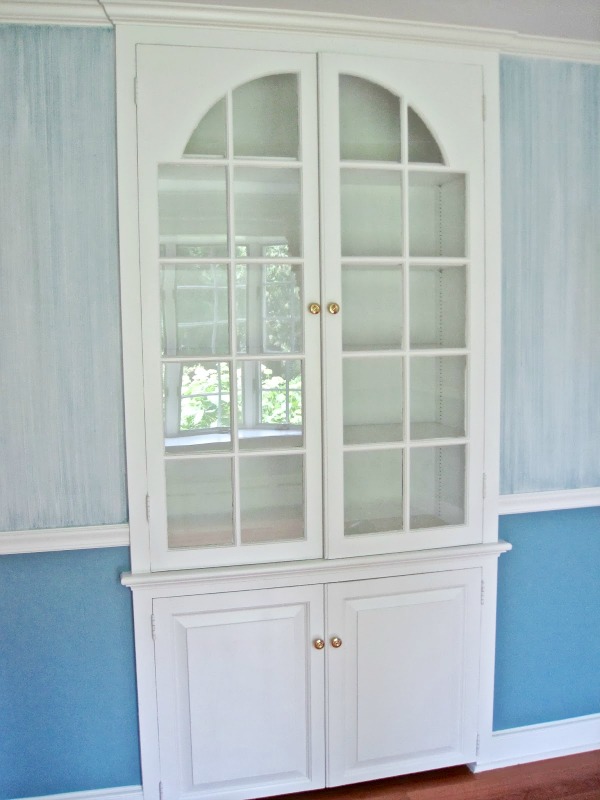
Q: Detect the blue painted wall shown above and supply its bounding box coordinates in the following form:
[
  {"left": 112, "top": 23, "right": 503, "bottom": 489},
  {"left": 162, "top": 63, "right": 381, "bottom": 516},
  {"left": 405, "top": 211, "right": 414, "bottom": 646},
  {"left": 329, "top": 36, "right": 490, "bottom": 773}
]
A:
[
  {"left": 495, "top": 508, "right": 600, "bottom": 730},
  {"left": 500, "top": 57, "right": 600, "bottom": 494},
  {"left": 0, "top": 548, "right": 141, "bottom": 799},
  {"left": 0, "top": 25, "right": 127, "bottom": 531}
]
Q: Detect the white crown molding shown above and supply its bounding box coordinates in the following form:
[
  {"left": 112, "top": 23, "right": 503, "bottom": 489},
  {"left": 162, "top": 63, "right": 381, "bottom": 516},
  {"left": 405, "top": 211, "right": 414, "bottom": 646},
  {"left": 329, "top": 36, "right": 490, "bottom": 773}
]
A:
[
  {"left": 0, "top": 0, "right": 111, "bottom": 26},
  {"left": 498, "top": 487, "right": 600, "bottom": 515},
  {"left": 1, "top": 1, "right": 600, "bottom": 61},
  {"left": 0, "top": 523, "right": 130, "bottom": 555},
  {"left": 103, "top": 2, "right": 600, "bottom": 62},
  {"left": 474, "top": 713, "right": 600, "bottom": 771},
  {"left": 22, "top": 786, "right": 143, "bottom": 800}
]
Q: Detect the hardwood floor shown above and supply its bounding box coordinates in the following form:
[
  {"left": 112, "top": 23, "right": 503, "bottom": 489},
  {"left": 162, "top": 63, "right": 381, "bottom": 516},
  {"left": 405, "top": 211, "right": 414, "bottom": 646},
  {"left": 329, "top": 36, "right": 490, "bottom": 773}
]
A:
[{"left": 268, "top": 751, "right": 600, "bottom": 800}]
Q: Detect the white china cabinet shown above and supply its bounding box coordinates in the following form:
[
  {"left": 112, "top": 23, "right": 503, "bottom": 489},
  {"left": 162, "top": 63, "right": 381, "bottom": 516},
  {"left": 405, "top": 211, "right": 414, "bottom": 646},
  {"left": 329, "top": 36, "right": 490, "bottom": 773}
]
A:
[{"left": 115, "top": 12, "right": 505, "bottom": 800}]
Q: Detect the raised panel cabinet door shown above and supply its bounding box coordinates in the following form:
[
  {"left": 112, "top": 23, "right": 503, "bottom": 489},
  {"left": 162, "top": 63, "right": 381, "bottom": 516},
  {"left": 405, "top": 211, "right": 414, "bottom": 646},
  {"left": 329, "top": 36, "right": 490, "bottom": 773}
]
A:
[
  {"left": 326, "top": 570, "right": 481, "bottom": 786},
  {"left": 153, "top": 585, "right": 326, "bottom": 800},
  {"left": 319, "top": 53, "right": 486, "bottom": 558},
  {"left": 135, "top": 45, "right": 322, "bottom": 570}
]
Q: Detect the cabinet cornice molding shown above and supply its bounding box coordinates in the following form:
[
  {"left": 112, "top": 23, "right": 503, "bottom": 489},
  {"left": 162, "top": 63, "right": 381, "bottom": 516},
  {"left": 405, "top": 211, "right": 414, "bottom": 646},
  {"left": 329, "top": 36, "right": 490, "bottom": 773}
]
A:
[
  {"left": 3, "top": 1, "right": 599, "bottom": 61},
  {"left": 111, "top": 1, "right": 600, "bottom": 63},
  {"left": 0, "top": 0, "right": 111, "bottom": 26},
  {"left": 121, "top": 541, "right": 512, "bottom": 592}
]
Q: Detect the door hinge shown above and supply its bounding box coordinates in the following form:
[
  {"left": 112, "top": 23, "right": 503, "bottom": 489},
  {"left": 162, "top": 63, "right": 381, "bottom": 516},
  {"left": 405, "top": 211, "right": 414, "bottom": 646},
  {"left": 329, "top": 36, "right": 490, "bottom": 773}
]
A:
[
  {"left": 480, "top": 580, "right": 486, "bottom": 606},
  {"left": 482, "top": 94, "right": 486, "bottom": 121},
  {"left": 151, "top": 614, "right": 156, "bottom": 641},
  {"left": 482, "top": 473, "right": 487, "bottom": 499},
  {"left": 145, "top": 494, "right": 151, "bottom": 523},
  {"left": 158, "top": 782, "right": 163, "bottom": 800},
  {"left": 476, "top": 733, "right": 481, "bottom": 757},
  {"left": 134, "top": 76, "right": 138, "bottom": 106}
]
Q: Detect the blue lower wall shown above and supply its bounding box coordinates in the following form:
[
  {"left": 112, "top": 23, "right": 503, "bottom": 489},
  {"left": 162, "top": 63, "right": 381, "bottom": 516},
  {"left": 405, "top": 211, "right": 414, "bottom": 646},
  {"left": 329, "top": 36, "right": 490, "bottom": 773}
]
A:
[
  {"left": 494, "top": 507, "right": 600, "bottom": 730},
  {"left": 0, "top": 548, "right": 141, "bottom": 800}
]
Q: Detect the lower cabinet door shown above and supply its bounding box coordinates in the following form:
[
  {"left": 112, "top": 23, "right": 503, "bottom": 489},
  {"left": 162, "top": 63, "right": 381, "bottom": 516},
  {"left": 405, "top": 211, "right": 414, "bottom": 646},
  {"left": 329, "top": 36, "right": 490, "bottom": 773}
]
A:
[
  {"left": 326, "top": 569, "right": 481, "bottom": 786},
  {"left": 153, "top": 585, "right": 326, "bottom": 800}
]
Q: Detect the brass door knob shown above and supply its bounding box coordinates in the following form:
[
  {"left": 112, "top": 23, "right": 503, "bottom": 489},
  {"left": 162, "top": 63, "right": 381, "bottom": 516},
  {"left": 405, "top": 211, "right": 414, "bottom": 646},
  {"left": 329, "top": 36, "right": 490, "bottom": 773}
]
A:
[
  {"left": 327, "top": 302, "right": 340, "bottom": 315},
  {"left": 308, "top": 303, "right": 321, "bottom": 315},
  {"left": 313, "top": 639, "right": 325, "bottom": 650},
  {"left": 331, "top": 636, "right": 343, "bottom": 648}
]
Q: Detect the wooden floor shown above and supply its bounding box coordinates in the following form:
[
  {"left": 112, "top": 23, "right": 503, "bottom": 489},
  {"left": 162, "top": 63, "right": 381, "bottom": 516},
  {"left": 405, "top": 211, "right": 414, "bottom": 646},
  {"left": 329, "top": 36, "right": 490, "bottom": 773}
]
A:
[{"left": 269, "top": 751, "right": 600, "bottom": 800}]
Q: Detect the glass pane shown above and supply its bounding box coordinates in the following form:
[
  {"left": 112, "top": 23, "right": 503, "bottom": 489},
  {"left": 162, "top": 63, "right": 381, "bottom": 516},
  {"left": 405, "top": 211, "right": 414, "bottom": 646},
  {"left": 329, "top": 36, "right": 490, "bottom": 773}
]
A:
[
  {"left": 410, "top": 266, "right": 466, "bottom": 348},
  {"left": 236, "top": 263, "right": 303, "bottom": 355},
  {"left": 239, "top": 454, "right": 304, "bottom": 543},
  {"left": 344, "top": 450, "right": 403, "bottom": 535},
  {"left": 409, "top": 172, "right": 466, "bottom": 258},
  {"left": 158, "top": 165, "right": 228, "bottom": 256},
  {"left": 407, "top": 107, "right": 444, "bottom": 164},
  {"left": 410, "top": 445, "right": 465, "bottom": 528},
  {"left": 237, "top": 360, "right": 303, "bottom": 450},
  {"left": 234, "top": 167, "right": 302, "bottom": 257},
  {"left": 343, "top": 357, "right": 403, "bottom": 444},
  {"left": 166, "top": 458, "right": 234, "bottom": 548},
  {"left": 410, "top": 356, "right": 466, "bottom": 440},
  {"left": 342, "top": 265, "right": 403, "bottom": 350},
  {"left": 184, "top": 97, "right": 227, "bottom": 158},
  {"left": 161, "top": 264, "right": 229, "bottom": 357},
  {"left": 339, "top": 75, "right": 401, "bottom": 162},
  {"left": 163, "top": 361, "right": 231, "bottom": 454},
  {"left": 341, "top": 169, "right": 402, "bottom": 257},
  {"left": 233, "top": 74, "right": 299, "bottom": 159}
]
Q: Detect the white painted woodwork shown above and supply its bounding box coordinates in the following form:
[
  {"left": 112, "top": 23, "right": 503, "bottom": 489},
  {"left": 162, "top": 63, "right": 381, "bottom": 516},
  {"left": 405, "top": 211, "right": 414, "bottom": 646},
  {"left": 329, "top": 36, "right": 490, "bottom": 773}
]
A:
[
  {"left": 133, "top": 43, "right": 489, "bottom": 570},
  {"left": 116, "top": 19, "right": 505, "bottom": 800},
  {"left": 318, "top": 52, "right": 486, "bottom": 558},
  {"left": 326, "top": 570, "right": 481, "bottom": 785},
  {"left": 0, "top": 524, "right": 129, "bottom": 555},
  {"left": 135, "top": 45, "right": 322, "bottom": 570},
  {"left": 124, "top": 546, "right": 508, "bottom": 800},
  {"left": 153, "top": 585, "right": 326, "bottom": 800}
]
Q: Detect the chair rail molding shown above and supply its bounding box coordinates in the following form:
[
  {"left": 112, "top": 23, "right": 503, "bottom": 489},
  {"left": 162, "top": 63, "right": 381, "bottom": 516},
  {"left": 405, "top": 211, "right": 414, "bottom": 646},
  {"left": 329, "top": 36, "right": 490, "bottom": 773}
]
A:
[
  {"left": 498, "top": 488, "right": 600, "bottom": 516},
  {"left": 0, "top": 523, "right": 130, "bottom": 555},
  {"left": 1, "top": 1, "right": 599, "bottom": 62}
]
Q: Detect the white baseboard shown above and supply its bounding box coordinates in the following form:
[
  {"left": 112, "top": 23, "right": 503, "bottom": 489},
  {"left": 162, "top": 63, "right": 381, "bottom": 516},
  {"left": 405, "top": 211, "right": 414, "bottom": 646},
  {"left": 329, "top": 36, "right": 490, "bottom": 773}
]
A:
[
  {"left": 17, "top": 786, "right": 143, "bottom": 800},
  {"left": 474, "top": 713, "right": 600, "bottom": 771}
]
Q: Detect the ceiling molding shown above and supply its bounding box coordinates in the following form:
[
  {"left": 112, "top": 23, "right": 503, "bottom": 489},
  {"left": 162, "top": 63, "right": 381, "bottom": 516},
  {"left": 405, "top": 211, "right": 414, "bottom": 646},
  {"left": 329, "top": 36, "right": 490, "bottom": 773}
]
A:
[
  {"left": 1, "top": 0, "right": 599, "bottom": 62},
  {"left": 0, "top": 0, "right": 111, "bottom": 26}
]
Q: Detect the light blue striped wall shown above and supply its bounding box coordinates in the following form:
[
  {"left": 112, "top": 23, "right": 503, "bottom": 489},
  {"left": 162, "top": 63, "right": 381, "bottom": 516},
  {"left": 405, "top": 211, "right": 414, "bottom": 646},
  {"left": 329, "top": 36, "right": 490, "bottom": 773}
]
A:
[
  {"left": 500, "top": 57, "right": 600, "bottom": 494},
  {"left": 0, "top": 25, "right": 127, "bottom": 531}
]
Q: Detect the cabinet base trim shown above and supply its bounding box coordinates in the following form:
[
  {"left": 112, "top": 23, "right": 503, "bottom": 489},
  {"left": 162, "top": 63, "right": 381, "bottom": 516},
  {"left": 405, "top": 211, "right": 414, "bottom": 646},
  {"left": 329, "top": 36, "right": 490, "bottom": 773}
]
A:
[{"left": 474, "top": 713, "right": 600, "bottom": 771}]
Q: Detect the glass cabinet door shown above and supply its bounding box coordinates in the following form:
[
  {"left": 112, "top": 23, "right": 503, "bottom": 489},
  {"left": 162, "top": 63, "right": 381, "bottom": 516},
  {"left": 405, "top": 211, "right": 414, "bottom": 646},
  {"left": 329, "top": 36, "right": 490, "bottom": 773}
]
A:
[
  {"left": 136, "top": 47, "right": 322, "bottom": 570},
  {"left": 319, "top": 54, "right": 485, "bottom": 557}
]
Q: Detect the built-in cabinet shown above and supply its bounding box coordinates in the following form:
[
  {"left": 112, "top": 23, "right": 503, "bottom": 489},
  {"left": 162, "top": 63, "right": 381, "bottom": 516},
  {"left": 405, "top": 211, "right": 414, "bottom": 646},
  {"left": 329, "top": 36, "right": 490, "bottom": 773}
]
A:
[
  {"left": 117, "top": 16, "right": 504, "bottom": 800},
  {"left": 152, "top": 569, "right": 481, "bottom": 799}
]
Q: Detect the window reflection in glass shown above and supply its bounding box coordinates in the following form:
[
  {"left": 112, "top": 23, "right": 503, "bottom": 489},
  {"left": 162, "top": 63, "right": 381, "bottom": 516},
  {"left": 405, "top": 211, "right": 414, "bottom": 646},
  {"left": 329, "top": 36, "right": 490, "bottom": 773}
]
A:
[
  {"left": 237, "top": 360, "right": 303, "bottom": 450},
  {"left": 236, "top": 262, "right": 303, "bottom": 355},
  {"left": 163, "top": 361, "right": 232, "bottom": 453},
  {"left": 160, "top": 264, "right": 229, "bottom": 358}
]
